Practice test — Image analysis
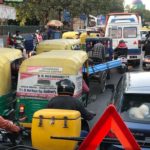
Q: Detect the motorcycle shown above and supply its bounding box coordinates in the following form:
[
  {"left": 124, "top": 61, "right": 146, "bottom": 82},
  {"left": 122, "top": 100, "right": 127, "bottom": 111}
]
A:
[{"left": 117, "top": 55, "right": 128, "bottom": 74}]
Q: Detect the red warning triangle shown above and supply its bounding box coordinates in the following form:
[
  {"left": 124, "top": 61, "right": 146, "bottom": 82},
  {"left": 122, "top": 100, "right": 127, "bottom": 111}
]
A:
[{"left": 79, "top": 104, "right": 140, "bottom": 150}]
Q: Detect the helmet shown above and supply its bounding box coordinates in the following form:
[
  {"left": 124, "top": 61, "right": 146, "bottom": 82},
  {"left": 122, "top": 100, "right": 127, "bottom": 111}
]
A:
[
  {"left": 117, "top": 40, "right": 127, "bottom": 48},
  {"left": 56, "top": 79, "right": 75, "bottom": 96}
]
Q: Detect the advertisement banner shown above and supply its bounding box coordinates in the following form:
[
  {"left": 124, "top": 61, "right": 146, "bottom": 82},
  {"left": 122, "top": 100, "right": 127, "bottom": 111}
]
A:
[
  {"left": 17, "top": 71, "right": 82, "bottom": 99},
  {"left": 0, "top": 5, "right": 16, "bottom": 19}
]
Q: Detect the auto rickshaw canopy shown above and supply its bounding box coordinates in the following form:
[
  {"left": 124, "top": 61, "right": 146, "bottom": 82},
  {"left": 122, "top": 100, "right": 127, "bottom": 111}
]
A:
[
  {"left": 80, "top": 32, "right": 100, "bottom": 44},
  {"left": 0, "top": 56, "right": 11, "bottom": 96},
  {"left": 0, "top": 48, "right": 22, "bottom": 61},
  {"left": 19, "top": 50, "right": 88, "bottom": 75},
  {"left": 36, "top": 39, "right": 81, "bottom": 54},
  {"left": 62, "top": 31, "right": 79, "bottom": 39}
]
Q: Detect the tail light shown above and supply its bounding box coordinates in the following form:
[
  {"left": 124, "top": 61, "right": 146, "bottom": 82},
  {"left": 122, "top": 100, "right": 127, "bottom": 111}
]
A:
[
  {"left": 19, "top": 104, "right": 25, "bottom": 114},
  {"left": 107, "top": 131, "right": 116, "bottom": 138},
  {"left": 138, "top": 40, "right": 141, "bottom": 49}
]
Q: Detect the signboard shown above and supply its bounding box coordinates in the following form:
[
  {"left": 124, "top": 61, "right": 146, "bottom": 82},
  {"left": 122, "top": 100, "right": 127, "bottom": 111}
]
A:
[
  {"left": 63, "top": 9, "right": 71, "bottom": 22},
  {"left": 0, "top": 5, "right": 16, "bottom": 19},
  {"left": 17, "top": 67, "right": 82, "bottom": 99},
  {"left": 0, "top": 0, "right": 3, "bottom": 4}
]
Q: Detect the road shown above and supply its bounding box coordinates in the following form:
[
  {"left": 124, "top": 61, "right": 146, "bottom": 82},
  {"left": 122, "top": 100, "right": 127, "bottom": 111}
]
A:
[{"left": 87, "top": 63, "right": 143, "bottom": 129}]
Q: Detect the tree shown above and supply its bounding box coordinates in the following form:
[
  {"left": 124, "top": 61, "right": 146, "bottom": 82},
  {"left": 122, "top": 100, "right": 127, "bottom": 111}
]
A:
[{"left": 7, "top": 0, "right": 124, "bottom": 26}]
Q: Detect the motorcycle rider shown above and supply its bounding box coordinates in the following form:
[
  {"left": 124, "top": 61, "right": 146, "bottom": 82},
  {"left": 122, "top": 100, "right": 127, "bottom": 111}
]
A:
[
  {"left": 47, "top": 79, "right": 95, "bottom": 121},
  {"left": 12, "top": 31, "right": 25, "bottom": 50},
  {"left": 114, "top": 40, "right": 128, "bottom": 59},
  {"left": 143, "top": 37, "right": 150, "bottom": 56}
]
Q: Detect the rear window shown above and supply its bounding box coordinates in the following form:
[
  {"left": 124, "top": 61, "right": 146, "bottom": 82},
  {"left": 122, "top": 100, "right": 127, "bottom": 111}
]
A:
[
  {"left": 108, "top": 27, "right": 122, "bottom": 39},
  {"left": 123, "top": 27, "right": 137, "bottom": 38},
  {"left": 121, "top": 94, "right": 150, "bottom": 123}
]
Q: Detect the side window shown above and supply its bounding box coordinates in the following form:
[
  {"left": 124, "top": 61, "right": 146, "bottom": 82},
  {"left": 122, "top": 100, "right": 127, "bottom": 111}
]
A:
[
  {"left": 114, "top": 76, "right": 124, "bottom": 107},
  {"left": 124, "top": 27, "right": 137, "bottom": 38}
]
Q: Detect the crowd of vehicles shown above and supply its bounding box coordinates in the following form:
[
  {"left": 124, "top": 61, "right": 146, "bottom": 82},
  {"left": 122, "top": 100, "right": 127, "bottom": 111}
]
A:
[{"left": 1, "top": 10, "right": 150, "bottom": 149}]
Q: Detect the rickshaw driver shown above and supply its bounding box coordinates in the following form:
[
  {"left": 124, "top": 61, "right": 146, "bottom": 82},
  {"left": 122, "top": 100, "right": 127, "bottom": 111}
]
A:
[{"left": 47, "top": 79, "right": 95, "bottom": 121}]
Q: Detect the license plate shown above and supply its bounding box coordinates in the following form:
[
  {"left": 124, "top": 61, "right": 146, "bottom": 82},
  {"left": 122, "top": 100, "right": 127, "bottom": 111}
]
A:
[{"left": 146, "top": 64, "right": 150, "bottom": 67}]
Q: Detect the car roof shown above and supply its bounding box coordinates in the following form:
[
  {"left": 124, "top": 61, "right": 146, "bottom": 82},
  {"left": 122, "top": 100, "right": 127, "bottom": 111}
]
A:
[{"left": 125, "top": 72, "right": 150, "bottom": 94}]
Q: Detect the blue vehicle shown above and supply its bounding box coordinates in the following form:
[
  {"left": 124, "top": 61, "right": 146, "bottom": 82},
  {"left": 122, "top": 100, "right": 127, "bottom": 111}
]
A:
[{"left": 105, "top": 72, "right": 150, "bottom": 149}]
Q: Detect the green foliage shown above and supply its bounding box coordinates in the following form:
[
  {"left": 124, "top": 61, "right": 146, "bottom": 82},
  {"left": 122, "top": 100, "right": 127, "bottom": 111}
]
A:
[{"left": 11, "top": 0, "right": 124, "bottom": 25}]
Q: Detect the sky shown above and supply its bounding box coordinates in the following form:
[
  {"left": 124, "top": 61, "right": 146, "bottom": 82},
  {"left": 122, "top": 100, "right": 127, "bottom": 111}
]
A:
[{"left": 124, "top": 0, "right": 150, "bottom": 10}]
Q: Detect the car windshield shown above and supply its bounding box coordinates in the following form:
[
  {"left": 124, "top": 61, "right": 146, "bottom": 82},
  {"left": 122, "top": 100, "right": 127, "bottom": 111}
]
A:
[{"left": 121, "top": 94, "right": 150, "bottom": 123}]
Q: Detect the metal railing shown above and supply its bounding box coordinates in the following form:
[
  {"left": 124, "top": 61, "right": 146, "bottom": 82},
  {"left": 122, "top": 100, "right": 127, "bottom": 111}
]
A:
[{"left": 0, "top": 25, "right": 44, "bottom": 36}]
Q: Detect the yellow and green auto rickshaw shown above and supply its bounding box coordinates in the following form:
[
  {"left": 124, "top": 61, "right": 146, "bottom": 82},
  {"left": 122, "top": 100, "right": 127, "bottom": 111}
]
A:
[
  {"left": 0, "top": 48, "right": 23, "bottom": 118},
  {"left": 36, "top": 39, "right": 81, "bottom": 54},
  {"left": 62, "top": 31, "right": 79, "bottom": 39},
  {"left": 16, "top": 50, "right": 88, "bottom": 128}
]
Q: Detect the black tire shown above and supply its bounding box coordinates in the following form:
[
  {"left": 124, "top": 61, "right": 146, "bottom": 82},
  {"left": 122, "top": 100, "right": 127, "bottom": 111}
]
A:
[{"left": 99, "top": 72, "right": 107, "bottom": 93}]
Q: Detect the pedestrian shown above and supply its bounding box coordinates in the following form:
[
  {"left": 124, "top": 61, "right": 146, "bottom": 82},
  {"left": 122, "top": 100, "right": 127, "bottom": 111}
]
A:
[
  {"left": 47, "top": 79, "right": 95, "bottom": 121},
  {"left": 35, "top": 30, "right": 43, "bottom": 43},
  {"left": 47, "top": 27, "right": 53, "bottom": 39},
  {"left": 7, "top": 32, "right": 13, "bottom": 47}
]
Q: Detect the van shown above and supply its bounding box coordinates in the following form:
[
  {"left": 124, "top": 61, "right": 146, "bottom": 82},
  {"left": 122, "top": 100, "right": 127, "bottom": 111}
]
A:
[{"left": 105, "top": 16, "right": 142, "bottom": 66}]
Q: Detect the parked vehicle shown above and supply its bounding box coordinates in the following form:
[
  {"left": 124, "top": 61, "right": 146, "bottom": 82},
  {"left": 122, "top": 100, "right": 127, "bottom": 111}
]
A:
[
  {"left": 106, "top": 72, "right": 150, "bottom": 149},
  {"left": 105, "top": 13, "right": 142, "bottom": 66},
  {"left": 0, "top": 48, "right": 23, "bottom": 118},
  {"left": 16, "top": 50, "right": 89, "bottom": 128},
  {"left": 36, "top": 39, "right": 81, "bottom": 54}
]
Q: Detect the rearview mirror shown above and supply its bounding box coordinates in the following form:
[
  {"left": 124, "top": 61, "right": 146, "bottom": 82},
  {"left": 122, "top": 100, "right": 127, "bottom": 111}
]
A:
[{"left": 106, "top": 84, "right": 115, "bottom": 92}]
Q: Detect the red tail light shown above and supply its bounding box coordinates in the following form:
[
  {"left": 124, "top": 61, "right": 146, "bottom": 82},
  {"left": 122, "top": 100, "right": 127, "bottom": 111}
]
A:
[
  {"left": 138, "top": 40, "right": 141, "bottom": 48},
  {"left": 19, "top": 104, "right": 25, "bottom": 114},
  {"left": 133, "top": 41, "right": 137, "bottom": 45},
  {"left": 107, "top": 131, "right": 116, "bottom": 138}
]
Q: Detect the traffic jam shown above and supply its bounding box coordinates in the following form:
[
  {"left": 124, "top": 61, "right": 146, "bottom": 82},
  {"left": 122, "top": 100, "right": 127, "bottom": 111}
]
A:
[{"left": 0, "top": 11, "right": 150, "bottom": 150}]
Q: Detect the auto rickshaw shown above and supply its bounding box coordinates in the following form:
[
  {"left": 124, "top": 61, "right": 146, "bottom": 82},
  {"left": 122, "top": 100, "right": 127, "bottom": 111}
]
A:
[
  {"left": 62, "top": 31, "right": 79, "bottom": 39},
  {"left": 80, "top": 31, "right": 102, "bottom": 50},
  {"left": 85, "top": 37, "right": 113, "bottom": 93},
  {"left": 16, "top": 50, "right": 89, "bottom": 128},
  {"left": 0, "top": 48, "right": 23, "bottom": 118},
  {"left": 36, "top": 39, "right": 81, "bottom": 54}
]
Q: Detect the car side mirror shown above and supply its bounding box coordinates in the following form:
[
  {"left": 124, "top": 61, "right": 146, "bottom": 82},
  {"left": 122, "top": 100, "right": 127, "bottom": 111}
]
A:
[{"left": 106, "top": 84, "right": 115, "bottom": 92}]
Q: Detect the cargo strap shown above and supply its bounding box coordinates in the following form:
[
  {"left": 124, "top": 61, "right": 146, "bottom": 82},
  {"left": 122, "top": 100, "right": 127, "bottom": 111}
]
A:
[
  {"left": 38, "top": 115, "right": 43, "bottom": 127},
  {"left": 38, "top": 116, "right": 69, "bottom": 128},
  {"left": 63, "top": 116, "right": 68, "bottom": 128}
]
